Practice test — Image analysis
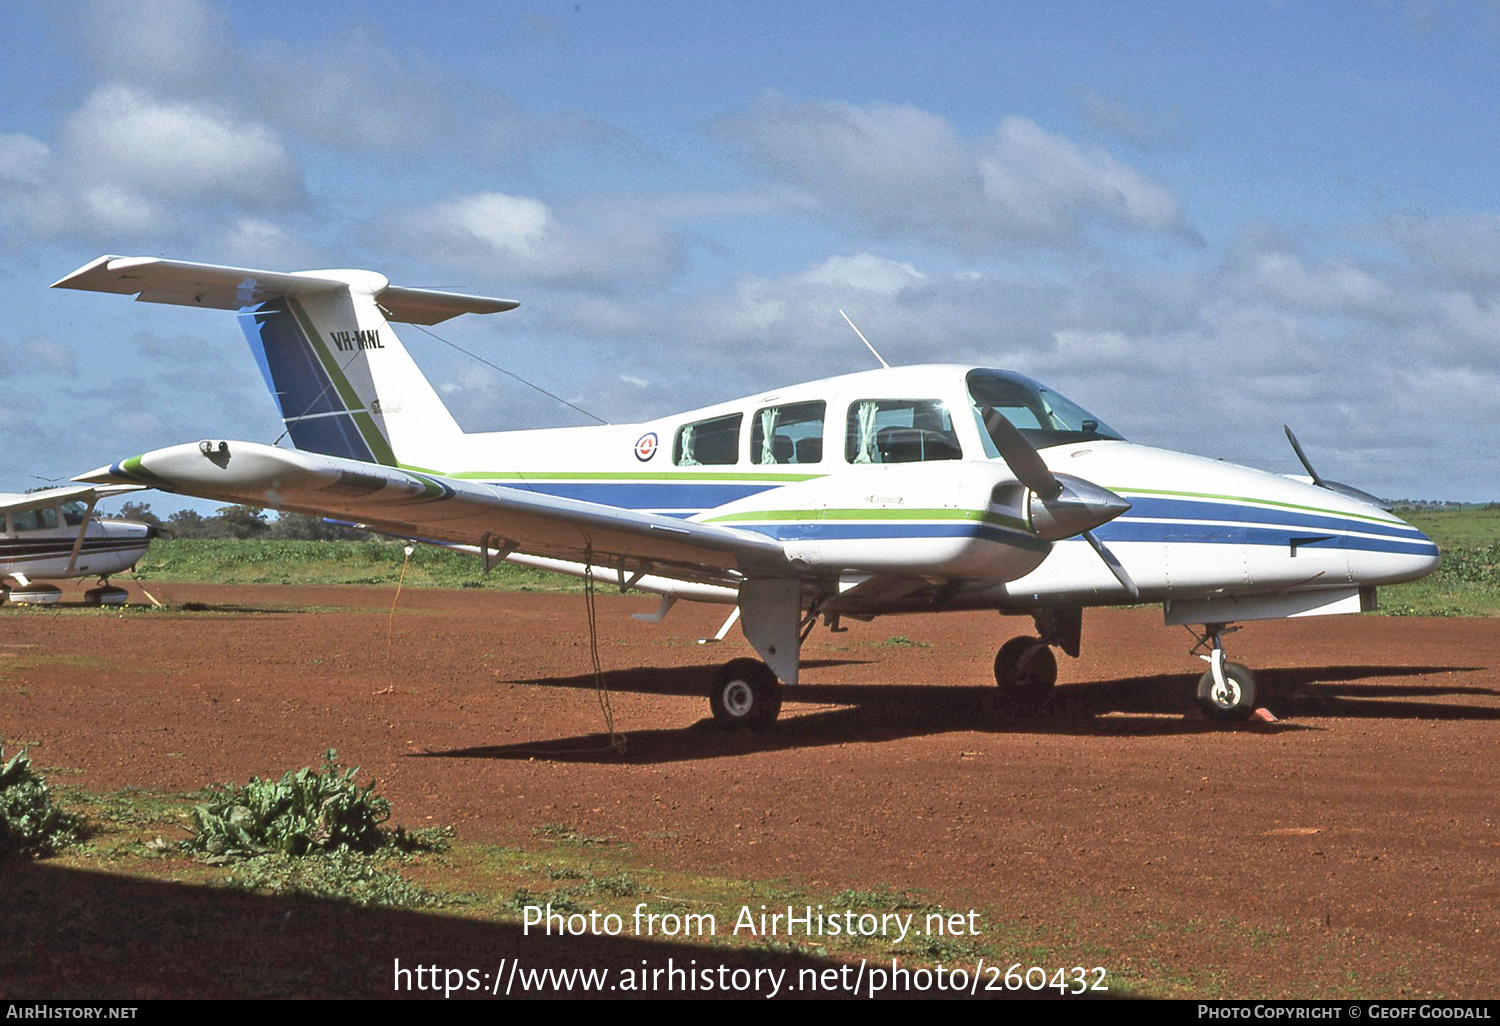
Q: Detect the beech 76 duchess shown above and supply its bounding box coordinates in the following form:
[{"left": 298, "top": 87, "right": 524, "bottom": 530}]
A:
[{"left": 54, "top": 255, "right": 1438, "bottom": 725}]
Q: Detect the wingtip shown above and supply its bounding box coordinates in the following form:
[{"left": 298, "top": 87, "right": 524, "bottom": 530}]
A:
[{"left": 73, "top": 463, "right": 129, "bottom": 485}]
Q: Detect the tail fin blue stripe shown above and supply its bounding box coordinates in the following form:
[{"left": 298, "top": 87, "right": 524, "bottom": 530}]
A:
[{"left": 237, "top": 300, "right": 375, "bottom": 463}]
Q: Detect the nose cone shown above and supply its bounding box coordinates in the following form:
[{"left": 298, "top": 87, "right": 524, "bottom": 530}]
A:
[
  {"left": 1355, "top": 512, "right": 1440, "bottom": 586},
  {"left": 101, "top": 519, "right": 154, "bottom": 541}
]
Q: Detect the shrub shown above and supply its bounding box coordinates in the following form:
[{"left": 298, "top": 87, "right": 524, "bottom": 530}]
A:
[
  {"left": 0, "top": 742, "right": 85, "bottom": 858},
  {"left": 188, "top": 750, "right": 391, "bottom": 859}
]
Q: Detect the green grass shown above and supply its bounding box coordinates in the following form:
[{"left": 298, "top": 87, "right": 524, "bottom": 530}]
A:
[
  {"left": 1381, "top": 509, "right": 1500, "bottom": 616},
  {"left": 132, "top": 538, "right": 581, "bottom": 591}
]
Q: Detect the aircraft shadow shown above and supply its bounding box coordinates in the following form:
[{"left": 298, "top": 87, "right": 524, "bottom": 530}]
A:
[
  {"left": 3, "top": 860, "right": 891, "bottom": 1000},
  {"left": 423, "top": 663, "right": 1492, "bottom": 766}
]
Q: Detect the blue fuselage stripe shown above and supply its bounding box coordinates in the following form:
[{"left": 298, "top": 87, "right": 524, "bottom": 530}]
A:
[
  {"left": 1121, "top": 496, "right": 1425, "bottom": 541},
  {"left": 473, "top": 479, "right": 1434, "bottom": 556}
]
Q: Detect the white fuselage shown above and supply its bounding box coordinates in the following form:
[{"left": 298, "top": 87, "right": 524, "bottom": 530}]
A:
[
  {"left": 0, "top": 499, "right": 151, "bottom": 585},
  {"left": 406, "top": 364, "right": 1437, "bottom": 616}
]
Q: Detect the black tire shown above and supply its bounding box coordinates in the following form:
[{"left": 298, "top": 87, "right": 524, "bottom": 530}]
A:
[
  {"left": 709, "top": 658, "right": 782, "bottom": 730},
  {"left": 993, "top": 636, "right": 1057, "bottom": 711},
  {"left": 1197, "top": 661, "right": 1257, "bottom": 720}
]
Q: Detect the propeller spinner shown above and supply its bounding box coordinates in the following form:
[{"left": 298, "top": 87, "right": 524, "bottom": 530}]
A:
[{"left": 982, "top": 408, "right": 1139, "bottom": 597}]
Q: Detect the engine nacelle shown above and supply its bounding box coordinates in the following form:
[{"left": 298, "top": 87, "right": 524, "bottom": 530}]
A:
[{"left": 697, "top": 461, "right": 1050, "bottom": 583}]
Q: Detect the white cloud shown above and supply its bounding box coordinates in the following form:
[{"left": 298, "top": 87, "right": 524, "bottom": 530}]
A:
[
  {"left": 797, "top": 254, "right": 925, "bottom": 295},
  {"left": 0, "top": 85, "right": 304, "bottom": 244},
  {"left": 390, "top": 191, "right": 684, "bottom": 289},
  {"left": 719, "top": 95, "right": 1196, "bottom": 250},
  {"left": 64, "top": 84, "right": 303, "bottom": 209}
]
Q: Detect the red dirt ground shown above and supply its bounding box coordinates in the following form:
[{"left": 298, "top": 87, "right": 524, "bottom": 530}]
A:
[{"left": 1, "top": 583, "right": 1497, "bottom": 999}]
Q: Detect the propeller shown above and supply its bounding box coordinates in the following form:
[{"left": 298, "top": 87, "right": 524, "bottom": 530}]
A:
[
  {"left": 1283, "top": 426, "right": 1391, "bottom": 511},
  {"left": 982, "top": 408, "right": 1139, "bottom": 597}
]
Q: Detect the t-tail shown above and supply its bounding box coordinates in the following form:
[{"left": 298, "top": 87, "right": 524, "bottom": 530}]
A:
[{"left": 53, "top": 256, "right": 518, "bottom": 471}]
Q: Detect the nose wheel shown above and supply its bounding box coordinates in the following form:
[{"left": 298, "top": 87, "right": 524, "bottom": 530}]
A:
[
  {"left": 1190, "top": 624, "right": 1258, "bottom": 720},
  {"left": 709, "top": 658, "right": 782, "bottom": 730}
]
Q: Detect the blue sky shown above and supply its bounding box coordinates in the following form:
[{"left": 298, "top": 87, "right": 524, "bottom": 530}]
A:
[{"left": 2, "top": 0, "right": 1498, "bottom": 509}]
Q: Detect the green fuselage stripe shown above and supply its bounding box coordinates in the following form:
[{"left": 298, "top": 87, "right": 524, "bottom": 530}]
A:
[
  {"left": 1108, "top": 485, "right": 1397, "bottom": 526},
  {"left": 444, "top": 470, "right": 825, "bottom": 482},
  {"left": 704, "top": 507, "right": 1030, "bottom": 532}
]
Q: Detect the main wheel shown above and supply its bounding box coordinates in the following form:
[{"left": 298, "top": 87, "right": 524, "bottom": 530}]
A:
[
  {"left": 993, "top": 636, "right": 1057, "bottom": 712},
  {"left": 1197, "top": 661, "right": 1257, "bottom": 720},
  {"left": 709, "top": 658, "right": 782, "bottom": 730}
]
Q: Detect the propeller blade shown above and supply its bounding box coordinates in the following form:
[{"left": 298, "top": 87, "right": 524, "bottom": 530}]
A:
[
  {"left": 1283, "top": 425, "right": 1392, "bottom": 511},
  {"left": 1283, "top": 425, "right": 1324, "bottom": 486},
  {"left": 983, "top": 408, "right": 1062, "bottom": 500},
  {"left": 1084, "top": 529, "right": 1140, "bottom": 599}
]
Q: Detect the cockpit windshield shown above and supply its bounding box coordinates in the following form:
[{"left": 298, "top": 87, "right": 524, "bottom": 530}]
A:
[{"left": 967, "top": 368, "right": 1123, "bottom": 453}]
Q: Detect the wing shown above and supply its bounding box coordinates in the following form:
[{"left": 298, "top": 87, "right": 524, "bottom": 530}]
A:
[
  {"left": 75, "top": 441, "right": 788, "bottom": 587},
  {"left": 0, "top": 483, "right": 145, "bottom": 516},
  {"left": 52, "top": 255, "right": 518, "bottom": 325}
]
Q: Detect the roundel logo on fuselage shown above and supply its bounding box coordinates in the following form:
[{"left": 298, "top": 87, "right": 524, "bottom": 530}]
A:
[{"left": 634, "top": 432, "right": 659, "bottom": 462}]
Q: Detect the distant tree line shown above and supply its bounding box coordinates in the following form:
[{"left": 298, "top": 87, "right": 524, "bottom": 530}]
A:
[{"left": 110, "top": 502, "right": 374, "bottom": 541}]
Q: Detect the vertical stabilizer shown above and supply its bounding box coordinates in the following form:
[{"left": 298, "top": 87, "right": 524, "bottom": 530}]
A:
[
  {"left": 239, "top": 276, "right": 463, "bottom": 469},
  {"left": 51, "top": 256, "right": 519, "bottom": 471}
]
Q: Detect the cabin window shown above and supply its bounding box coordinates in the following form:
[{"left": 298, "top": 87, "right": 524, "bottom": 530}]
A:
[
  {"left": 61, "top": 501, "right": 88, "bottom": 526},
  {"left": 12, "top": 507, "right": 60, "bottom": 532},
  {"left": 750, "top": 400, "right": 825, "bottom": 465},
  {"left": 674, "top": 413, "right": 742, "bottom": 466},
  {"left": 845, "top": 399, "right": 963, "bottom": 464}
]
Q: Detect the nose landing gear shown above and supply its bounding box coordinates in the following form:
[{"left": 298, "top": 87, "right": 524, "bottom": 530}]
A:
[{"left": 1189, "top": 624, "right": 1258, "bottom": 720}]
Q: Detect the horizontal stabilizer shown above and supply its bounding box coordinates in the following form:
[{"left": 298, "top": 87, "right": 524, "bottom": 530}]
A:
[{"left": 52, "top": 255, "right": 517, "bottom": 324}]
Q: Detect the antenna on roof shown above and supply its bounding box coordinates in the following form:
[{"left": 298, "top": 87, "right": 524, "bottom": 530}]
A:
[{"left": 839, "top": 309, "right": 891, "bottom": 370}]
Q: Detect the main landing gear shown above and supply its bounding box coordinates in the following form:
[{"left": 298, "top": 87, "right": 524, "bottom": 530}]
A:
[
  {"left": 704, "top": 580, "right": 807, "bottom": 730},
  {"left": 708, "top": 658, "right": 783, "bottom": 730},
  {"left": 83, "top": 576, "right": 128, "bottom": 607},
  {"left": 993, "top": 607, "right": 1079, "bottom": 714},
  {"left": 1189, "top": 624, "right": 1258, "bottom": 721}
]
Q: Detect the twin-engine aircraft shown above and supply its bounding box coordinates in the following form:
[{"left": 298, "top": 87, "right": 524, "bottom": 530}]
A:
[
  {"left": 54, "top": 255, "right": 1438, "bottom": 724},
  {"left": 0, "top": 484, "right": 154, "bottom": 604}
]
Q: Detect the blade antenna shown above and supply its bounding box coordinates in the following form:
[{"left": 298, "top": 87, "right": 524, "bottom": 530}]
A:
[{"left": 839, "top": 310, "right": 891, "bottom": 369}]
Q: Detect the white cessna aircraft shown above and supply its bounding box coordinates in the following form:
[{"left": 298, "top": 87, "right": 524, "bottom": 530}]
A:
[
  {"left": 0, "top": 484, "right": 155, "bottom": 604},
  {"left": 54, "top": 255, "right": 1438, "bottom": 723}
]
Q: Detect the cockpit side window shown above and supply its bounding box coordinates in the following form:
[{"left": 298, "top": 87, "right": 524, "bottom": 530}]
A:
[
  {"left": 750, "top": 400, "right": 825, "bottom": 465},
  {"left": 61, "top": 501, "right": 88, "bottom": 526},
  {"left": 12, "top": 507, "right": 60, "bottom": 531},
  {"left": 674, "top": 413, "right": 743, "bottom": 466},
  {"left": 845, "top": 399, "right": 963, "bottom": 464}
]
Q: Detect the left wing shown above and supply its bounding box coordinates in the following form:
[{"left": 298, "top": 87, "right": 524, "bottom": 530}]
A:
[{"left": 76, "top": 441, "right": 789, "bottom": 588}]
